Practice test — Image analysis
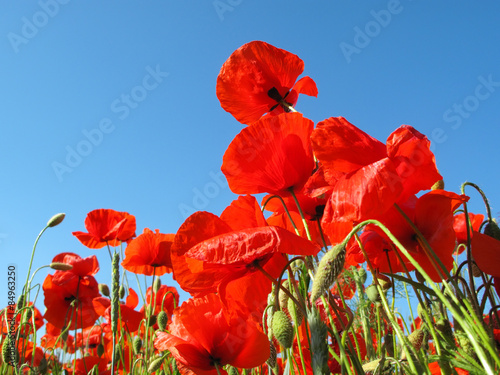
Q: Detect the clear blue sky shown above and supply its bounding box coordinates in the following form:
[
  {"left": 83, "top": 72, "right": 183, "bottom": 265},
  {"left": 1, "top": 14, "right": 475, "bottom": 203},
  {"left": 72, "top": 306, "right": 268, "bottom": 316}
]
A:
[{"left": 1, "top": 1, "right": 499, "bottom": 313}]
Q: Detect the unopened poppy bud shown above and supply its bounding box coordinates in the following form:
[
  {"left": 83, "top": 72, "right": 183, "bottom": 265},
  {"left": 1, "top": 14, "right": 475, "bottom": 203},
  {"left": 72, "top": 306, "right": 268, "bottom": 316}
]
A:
[
  {"left": 119, "top": 285, "right": 126, "bottom": 299},
  {"left": 157, "top": 311, "right": 168, "bottom": 331},
  {"left": 38, "top": 355, "right": 48, "bottom": 373},
  {"left": 366, "top": 284, "right": 381, "bottom": 303},
  {"left": 266, "top": 341, "right": 277, "bottom": 369},
  {"left": 484, "top": 220, "right": 500, "bottom": 241},
  {"left": 2, "top": 338, "right": 18, "bottom": 365},
  {"left": 471, "top": 262, "right": 483, "bottom": 277},
  {"left": 133, "top": 336, "right": 143, "bottom": 354},
  {"left": 414, "top": 270, "right": 426, "bottom": 284},
  {"left": 310, "top": 243, "right": 346, "bottom": 303},
  {"left": 272, "top": 310, "right": 293, "bottom": 349},
  {"left": 407, "top": 327, "right": 427, "bottom": 351},
  {"left": 435, "top": 318, "right": 453, "bottom": 342},
  {"left": 362, "top": 359, "right": 383, "bottom": 372},
  {"left": 431, "top": 179, "right": 445, "bottom": 190},
  {"left": 97, "top": 343, "right": 105, "bottom": 357},
  {"left": 49, "top": 262, "right": 73, "bottom": 271},
  {"left": 153, "top": 277, "right": 162, "bottom": 293},
  {"left": 228, "top": 367, "right": 239, "bottom": 375},
  {"left": 149, "top": 314, "right": 157, "bottom": 326},
  {"left": 278, "top": 284, "right": 289, "bottom": 311},
  {"left": 148, "top": 355, "right": 165, "bottom": 373},
  {"left": 47, "top": 213, "right": 65, "bottom": 228},
  {"left": 358, "top": 268, "right": 367, "bottom": 284},
  {"left": 16, "top": 295, "right": 25, "bottom": 310},
  {"left": 377, "top": 274, "right": 392, "bottom": 291},
  {"left": 99, "top": 283, "right": 110, "bottom": 297}
]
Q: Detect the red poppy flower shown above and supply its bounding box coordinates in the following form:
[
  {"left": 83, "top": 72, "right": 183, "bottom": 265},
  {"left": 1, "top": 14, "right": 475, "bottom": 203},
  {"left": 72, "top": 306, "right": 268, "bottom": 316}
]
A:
[
  {"left": 222, "top": 112, "right": 315, "bottom": 196},
  {"left": 43, "top": 257, "right": 101, "bottom": 329},
  {"left": 40, "top": 322, "right": 75, "bottom": 353},
  {"left": 171, "top": 195, "right": 320, "bottom": 314},
  {"left": 154, "top": 293, "right": 270, "bottom": 374},
  {"left": 52, "top": 252, "right": 100, "bottom": 277},
  {"left": 216, "top": 40, "right": 317, "bottom": 125},
  {"left": 470, "top": 230, "right": 500, "bottom": 278},
  {"left": 121, "top": 228, "right": 175, "bottom": 276},
  {"left": 347, "top": 190, "right": 468, "bottom": 282},
  {"left": 311, "top": 117, "right": 442, "bottom": 243},
  {"left": 72, "top": 208, "right": 136, "bottom": 249},
  {"left": 453, "top": 212, "right": 484, "bottom": 246}
]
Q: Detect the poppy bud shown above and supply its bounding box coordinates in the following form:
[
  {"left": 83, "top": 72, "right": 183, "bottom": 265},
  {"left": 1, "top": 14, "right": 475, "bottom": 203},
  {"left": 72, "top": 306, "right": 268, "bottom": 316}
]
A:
[
  {"left": 153, "top": 277, "right": 162, "bottom": 294},
  {"left": 431, "top": 180, "right": 445, "bottom": 190},
  {"left": 16, "top": 294, "right": 25, "bottom": 310},
  {"left": 484, "top": 220, "right": 500, "bottom": 241},
  {"left": 49, "top": 262, "right": 73, "bottom": 271},
  {"left": 97, "top": 343, "right": 105, "bottom": 357},
  {"left": 227, "top": 367, "right": 239, "bottom": 375},
  {"left": 266, "top": 341, "right": 277, "bottom": 369},
  {"left": 266, "top": 306, "right": 276, "bottom": 341},
  {"left": 47, "top": 213, "right": 65, "bottom": 228},
  {"left": 366, "top": 284, "right": 381, "bottom": 303},
  {"left": 98, "top": 283, "right": 110, "bottom": 297},
  {"left": 471, "top": 262, "right": 483, "bottom": 278},
  {"left": 2, "top": 338, "right": 18, "bottom": 365},
  {"left": 119, "top": 285, "right": 126, "bottom": 300},
  {"left": 455, "top": 330, "right": 475, "bottom": 358},
  {"left": 362, "top": 359, "right": 383, "bottom": 372},
  {"left": 148, "top": 355, "right": 165, "bottom": 373},
  {"left": 310, "top": 243, "right": 346, "bottom": 303},
  {"left": 358, "top": 267, "right": 367, "bottom": 284},
  {"left": 157, "top": 311, "right": 168, "bottom": 331},
  {"left": 38, "top": 354, "right": 48, "bottom": 374},
  {"left": 272, "top": 310, "right": 293, "bottom": 349},
  {"left": 133, "top": 336, "right": 143, "bottom": 354},
  {"left": 278, "top": 284, "right": 289, "bottom": 311},
  {"left": 149, "top": 314, "right": 157, "bottom": 326},
  {"left": 407, "top": 327, "right": 427, "bottom": 351},
  {"left": 435, "top": 318, "right": 453, "bottom": 342}
]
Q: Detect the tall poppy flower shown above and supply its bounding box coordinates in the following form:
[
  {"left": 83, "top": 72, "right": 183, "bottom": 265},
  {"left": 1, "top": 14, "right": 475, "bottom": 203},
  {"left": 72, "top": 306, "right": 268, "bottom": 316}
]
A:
[
  {"left": 346, "top": 190, "right": 468, "bottom": 282},
  {"left": 311, "top": 117, "right": 442, "bottom": 242},
  {"left": 154, "top": 293, "right": 270, "bottom": 374},
  {"left": 121, "top": 228, "right": 175, "bottom": 276},
  {"left": 222, "top": 112, "right": 316, "bottom": 196},
  {"left": 216, "top": 40, "right": 318, "bottom": 125},
  {"left": 72, "top": 208, "right": 136, "bottom": 249}
]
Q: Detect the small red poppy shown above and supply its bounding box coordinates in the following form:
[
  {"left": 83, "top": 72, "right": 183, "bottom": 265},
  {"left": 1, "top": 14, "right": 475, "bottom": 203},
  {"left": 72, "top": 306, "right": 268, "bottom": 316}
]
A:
[
  {"left": 216, "top": 40, "right": 317, "bottom": 125},
  {"left": 72, "top": 208, "right": 136, "bottom": 249}
]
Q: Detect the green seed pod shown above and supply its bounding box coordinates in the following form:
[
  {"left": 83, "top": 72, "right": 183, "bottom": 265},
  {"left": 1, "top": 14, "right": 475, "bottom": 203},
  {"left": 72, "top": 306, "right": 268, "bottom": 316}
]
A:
[
  {"left": 365, "top": 284, "right": 381, "bottom": 303},
  {"left": 148, "top": 355, "right": 165, "bottom": 373},
  {"left": 47, "top": 213, "right": 65, "bottom": 228},
  {"left": 484, "top": 220, "right": 500, "bottom": 241},
  {"left": 157, "top": 311, "right": 168, "bottom": 331},
  {"left": 99, "top": 283, "right": 110, "bottom": 297},
  {"left": 49, "top": 262, "right": 73, "bottom": 271},
  {"left": 153, "top": 277, "right": 162, "bottom": 294},
  {"left": 310, "top": 243, "right": 346, "bottom": 303},
  {"left": 272, "top": 310, "right": 293, "bottom": 349},
  {"left": 133, "top": 336, "right": 143, "bottom": 354}
]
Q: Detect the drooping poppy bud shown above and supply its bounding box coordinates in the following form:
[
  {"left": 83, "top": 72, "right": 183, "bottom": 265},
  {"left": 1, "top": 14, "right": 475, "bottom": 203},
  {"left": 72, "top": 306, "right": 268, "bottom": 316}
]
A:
[
  {"left": 272, "top": 310, "right": 293, "bottom": 349},
  {"left": 310, "top": 243, "right": 346, "bottom": 303}
]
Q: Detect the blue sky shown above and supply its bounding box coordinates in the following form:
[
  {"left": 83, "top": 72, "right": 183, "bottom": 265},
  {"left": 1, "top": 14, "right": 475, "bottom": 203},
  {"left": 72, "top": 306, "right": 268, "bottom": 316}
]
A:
[{"left": 1, "top": 1, "right": 499, "bottom": 316}]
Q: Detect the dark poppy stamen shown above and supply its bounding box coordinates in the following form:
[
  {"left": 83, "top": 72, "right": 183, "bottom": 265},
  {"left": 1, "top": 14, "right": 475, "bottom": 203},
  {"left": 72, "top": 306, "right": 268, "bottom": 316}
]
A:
[{"left": 267, "top": 87, "right": 283, "bottom": 102}]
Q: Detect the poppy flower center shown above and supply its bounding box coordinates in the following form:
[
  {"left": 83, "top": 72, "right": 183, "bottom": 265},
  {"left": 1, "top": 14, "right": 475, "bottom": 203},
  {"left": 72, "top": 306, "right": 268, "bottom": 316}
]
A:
[{"left": 267, "top": 87, "right": 292, "bottom": 112}]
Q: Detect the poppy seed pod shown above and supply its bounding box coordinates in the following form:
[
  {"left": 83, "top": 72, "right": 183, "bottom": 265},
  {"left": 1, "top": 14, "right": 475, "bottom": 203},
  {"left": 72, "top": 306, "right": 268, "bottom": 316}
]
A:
[
  {"left": 272, "top": 310, "right": 293, "bottom": 349},
  {"left": 153, "top": 277, "right": 162, "bottom": 293},
  {"left": 148, "top": 355, "right": 165, "bottom": 373},
  {"left": 365, "top": 284, "right": 381, "bottom": 303},
  {"left": 310, "top": 243, "right": 346, "bottom": 303}
]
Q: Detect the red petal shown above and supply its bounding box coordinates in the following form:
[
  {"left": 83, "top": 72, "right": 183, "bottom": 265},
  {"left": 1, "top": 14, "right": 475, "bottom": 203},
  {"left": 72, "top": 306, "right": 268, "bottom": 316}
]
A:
[
  {"left": 222, "top": 112, "right": 315, "bottom": 195},
  {"left": 292, "top": 76, "right": 318, "bottom": 97},
  {"left": 471, "top": 231, "right": 500, "bottom": 277},
  {"left": 220, "top": 195, "right": 268, "bottom": 231}
]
